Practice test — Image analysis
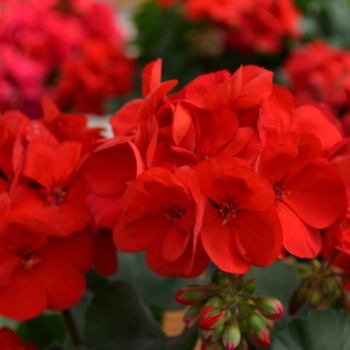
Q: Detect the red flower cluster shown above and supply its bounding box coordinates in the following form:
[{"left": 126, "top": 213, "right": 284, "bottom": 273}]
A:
[
  {"left": 157, "top": 0, "right": 302, "bottom": 54},
  {"left": 88, "top": 59, "right": 349, "bottom": 281},
  {"left": 0, "top": 0, "right": 134, "bottom": 117},
  {"left": 56, "top": 39, "right": 136, "bottom": 115},
  {"left": 0, "top": 99, "right": 117, "bottom": 320},
  {"left": 1, "top": 59, "right": 350, "bottom": 323},
  {"left": 0, "top": 327, "right": 38, "bottom": 350},
  {"left": 283, "top": 40, "right": 350, "bottom": 115}
]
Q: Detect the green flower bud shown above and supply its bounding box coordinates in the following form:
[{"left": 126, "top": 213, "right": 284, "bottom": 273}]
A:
[
  {"left": 247, "top": 312, "right": 266, "bottom": 332},
  {"left": 255, "top": 297, "right": 284, "bottom": 319},
  {"left": 243, "top": 278, "right": 257, "bottom": 294},
  {"left": 218, "top": 271, "right": 231, "bottom": 288},
  {"left": 297, "top": 264, "right": 310, "bottom": 279},
  {"left": 222, "top": 321, "right": 241, "bottom": 350}
]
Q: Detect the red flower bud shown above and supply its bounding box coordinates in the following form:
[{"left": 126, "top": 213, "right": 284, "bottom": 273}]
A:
[
  {"left": 184, "top": 303, "right": 203, "bottom": 328},
  {"left": 199, "top": 306, "right": 227, "bottom": 331},
  {"left": 247, "top": 329, "right": 271, "bottom": 347},
  {"left": 222, "top": 321, "right": 241, "bottom": 350},
  {"left": 176, "top": 285, "right": 211, "bottom": 305},
  {"left": 255, "top": 297, "right": 284, "bottom": 319}
]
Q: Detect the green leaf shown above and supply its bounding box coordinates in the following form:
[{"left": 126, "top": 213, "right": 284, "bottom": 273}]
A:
[
  {"left": 85, "top": 281, "right": 198, "bottom": 350},
  {"left": 271, "top": 310, "right": 350, "bottom": 350},
  {"left": 17, "top": 313, "right": 65, "bottom": 349},
  {"left": 115, "top": 251, "right": 210, "bottom": 310}
]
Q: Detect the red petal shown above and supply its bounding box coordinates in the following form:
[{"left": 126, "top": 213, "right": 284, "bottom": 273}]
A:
[
  {"left": 0, "top": 269, "right": 47, "bottom": 320},
  {"left": 200, "top": 207, "right": 251, "bottom": 273},
  {"left": 34, "top": 259, "right": 85, "bottom": 310},
  {"left": 41, "top": 230, "right": 94, "bottom": 273},
  {"left": 94, "top": 228, "right": 118, "bottom": 276},
  {"left": 277, "top": 201, "right": 321, "bottom": 258},
  {"left": 284, "top": 158, "right": 347, "bottom": 228},
  {"left": 235, "top": 208, "right": 282, "bottom": 266}
]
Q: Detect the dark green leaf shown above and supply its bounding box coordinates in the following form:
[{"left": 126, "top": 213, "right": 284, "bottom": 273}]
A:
[
  {"left": 85, "top": 281, "right": 198, "bottom": 350},
  {"left": 115, "top": 251, "right": 210, "bottom": 310},
  {"left": 17, "top": 313, "right": 65, "bottom": 349},
  {"left": 270, "top": 310, "right": 350, "bottom": 350}
]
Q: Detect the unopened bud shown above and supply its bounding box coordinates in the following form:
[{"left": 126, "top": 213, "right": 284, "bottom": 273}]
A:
[
  {"left": 202, "top": 338, "right": 226, "bottom": 350},
  {"left": 255, "top": 297, "right": 284, "bottom": 319},
  {"left": 183, "top": 303, "right": 203, "bottom": 328},
  {"left": 211, "top": 324, "right": 226, "bottom": 341},
  {"left": 289, "top": 287, "right": 308, "bottom": 315},
  {"left": 218, "top": 271, "right": 231, "bottom": 288},
  {"left": 247, "top": 329, "right": 271, "bottom": 347},
  {"left": 199, "top": 306, "right": 227, "bottom": 331},
  {"left": 247, "top": 312, "right": 266, "bottom": 332},
  {"left": 307, "top": 289, "right": 322, "bottom": 307},
  {"left": 222, "top": 322, "right": 241, "bottom": 350},
  {"left": 297, "top": 264, "right": 310, "bottom": 279},
  {"left": 311, "top": 259, "right": 321, "bottom": 272},
  {"left": 243, "top": 278, "right": 257, "bottom": 294},
  {"left": 176, "top": 285, "right": 211, "bottom": 305}
]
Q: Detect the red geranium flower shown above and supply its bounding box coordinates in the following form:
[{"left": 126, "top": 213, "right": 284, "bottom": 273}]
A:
[
  {"left": 10, "top": 140, "right": 91, "bottom": 236},
  {"left": 195, "top": 157, "right": 282, "bottom": 273},
  {"left": 0, "top": 215, "right": 94, "bottom": 320},
  {"left": 0, "top": 327, "right": 38, "bottom": 350},
  {"left": 255, "top": 133, "right": 347, "bottom": 258},
  {"left": 113, "top": 166, "right": 208, "bottom": 278}
]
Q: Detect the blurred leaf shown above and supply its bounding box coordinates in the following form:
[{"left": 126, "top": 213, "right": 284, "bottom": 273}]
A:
[
  {"left": 270, "top": 310, "right": 350, "bottom": 350},
  {"left": 115, "top": 251, "right": 210, "bottom": 311},
  {"left": 85, "top": 281, "right": 198, "bottom": 350},
  {"left": 17, "top": 313, "right": 65, "bottom": 349}
]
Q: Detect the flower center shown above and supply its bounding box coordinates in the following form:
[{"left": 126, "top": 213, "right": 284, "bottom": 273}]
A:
[
  {"left": 166, "top": 207, "right": 185, "bottom": 222},
  {"left": 21, "top": 249, "right": 42, "bottom": 270},
  {"left": 47, "top": 187, "right": 67, "bottom": 205},
  {"left": 274, "top": 185, "right": 291, "bottom": 200},
  {"left": 220, "top": 202, "right": 237, "bottom": 225}
]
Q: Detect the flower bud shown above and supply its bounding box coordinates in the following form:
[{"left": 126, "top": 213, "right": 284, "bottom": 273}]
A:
[
  {"left": 199, "top": 306, "right": 227, "bottom": 331},
  {"left": 247, "top": 329, "right": 271, "bottom": 347},
  {"left": 218, "top": 271, "right": 231, "bottom": 288},
  {"left": 202, "top": 338, "right": 226, "bottom": 350},
  {"left": 211, "top": 324, "right": 226, "bottom": 341},
  {"left": 175, "top": 285, "right": 211, "bottom": 305},
  {"left": 297, "top": 264, "right": 310, "bottom": 279},
  {"left": 255, "top": 297, "right": 284, "bottom": 319},
  {"left": 289, "top": 287, "right": 308, "bottom": 315},
  {"left": 247, "top": 312, "right": 266, "bottom": 332},
  {"left": 311, "top": 258, "right": 321, "bottom": 271},
  {"left": 222, "top": 321, "right": 241, "bottom": 350},
  {"left": 307, "top": 288, "right": 322, "bottom": 307},
  {"left": 183, "top": 303, "right": 203, "bottom": 328},
  {"left": 243, "top": 278, "right": 257, "bottom": 294}
]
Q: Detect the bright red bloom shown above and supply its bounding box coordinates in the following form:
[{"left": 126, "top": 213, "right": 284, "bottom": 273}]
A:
[
  {"left": 283, "top": 40, "right": 350, "bottom": 114},
  {"left": 56, "top": 39, "right": 135, "bottom": 115},
  {"left": 10, "top": 140, "right": 91, "bottom": 236},
  {"left": 255, "top": 133, "right": 347, "bottom": 258},
  {"left": 0, "top": 327, "right": 38, "bottom": 350},
  {"left": 195, "top": 157, "right": 282, "bottom": 273},
  {"left": 87, "top": 137, "right": 145, "bottom": 230},
  {"left": 113, "top": 166, "right": 208, "bottom": 278},
  {"left": 0, "top": 215, "right": 94, "bottom": 320}
]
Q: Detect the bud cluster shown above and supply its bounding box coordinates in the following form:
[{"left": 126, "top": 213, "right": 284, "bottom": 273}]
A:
[
  {"left": 289, "top": 259, "right": 347, "bottom": 314},
  {"left": 175, "top": 272, "right": 284, "bottom": 349}
]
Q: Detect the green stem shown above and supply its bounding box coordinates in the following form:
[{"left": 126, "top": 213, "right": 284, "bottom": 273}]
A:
[{"left": 61, "top": 309, "right": 84, "bottom": 347}]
